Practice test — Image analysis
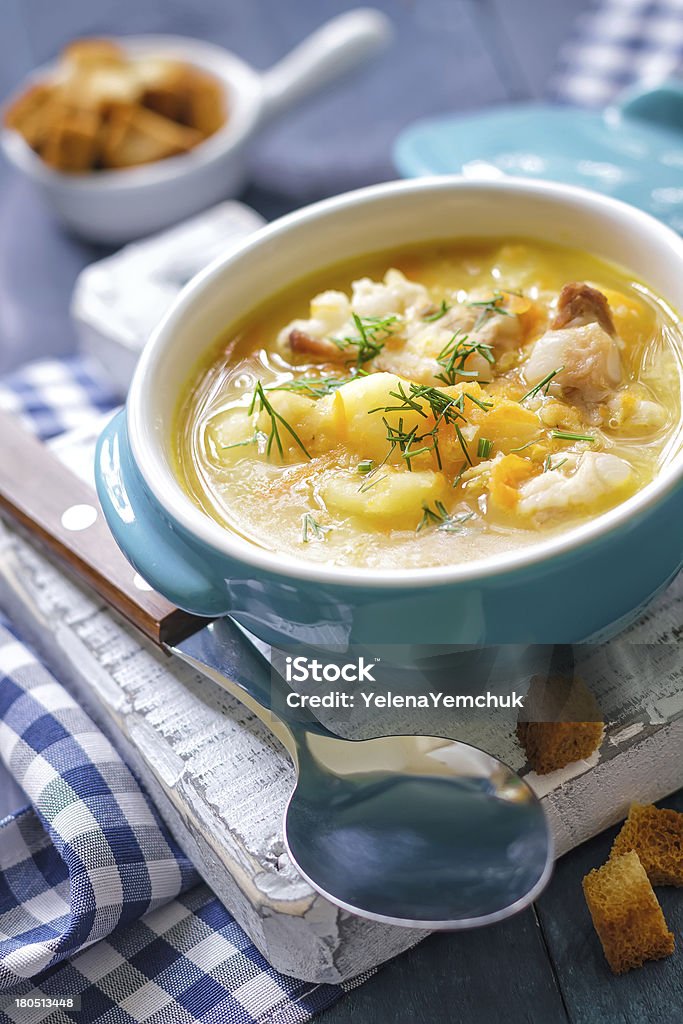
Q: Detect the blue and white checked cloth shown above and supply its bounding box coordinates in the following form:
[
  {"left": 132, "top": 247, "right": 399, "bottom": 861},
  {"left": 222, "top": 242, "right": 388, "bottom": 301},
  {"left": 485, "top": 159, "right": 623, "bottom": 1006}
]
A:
[
  {"left": 0, "top": 360, "right": 354, "bottom": 1023},
  {"left": 0, "top": 358, "right": 118, "bottom": 442},
  {"left": 551, "top": 0, "right": 683, "bottom": 106}
]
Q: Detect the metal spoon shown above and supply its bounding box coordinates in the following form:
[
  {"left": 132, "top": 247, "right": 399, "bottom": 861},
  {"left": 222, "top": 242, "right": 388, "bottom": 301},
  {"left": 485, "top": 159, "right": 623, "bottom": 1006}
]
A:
[{"left": 175, "top": 617, "right": 553, "bottom": 929}]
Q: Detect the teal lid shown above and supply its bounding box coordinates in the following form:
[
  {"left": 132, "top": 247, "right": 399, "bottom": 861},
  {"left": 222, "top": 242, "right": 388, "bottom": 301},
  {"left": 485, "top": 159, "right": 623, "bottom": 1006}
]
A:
[{"left": 393, "top": 82, "right": 683, "bottom": 233}]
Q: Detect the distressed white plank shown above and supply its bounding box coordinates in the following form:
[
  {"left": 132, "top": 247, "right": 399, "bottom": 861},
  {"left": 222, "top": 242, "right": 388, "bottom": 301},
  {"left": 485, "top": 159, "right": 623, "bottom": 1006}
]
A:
[{"left": 0, "top": 420, "right": 681, "bottom": 982}]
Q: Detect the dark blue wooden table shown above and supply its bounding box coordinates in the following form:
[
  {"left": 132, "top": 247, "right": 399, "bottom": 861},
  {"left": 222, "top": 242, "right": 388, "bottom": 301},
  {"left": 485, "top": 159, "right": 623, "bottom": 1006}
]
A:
[{"left": 1, "top": 3, "right": 682, "bottom": 1021}]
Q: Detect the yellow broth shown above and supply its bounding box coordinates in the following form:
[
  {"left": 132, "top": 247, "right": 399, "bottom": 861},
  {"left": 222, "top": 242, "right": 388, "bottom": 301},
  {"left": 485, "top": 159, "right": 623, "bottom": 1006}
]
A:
[{"left": 173, "top": 239, "right": 683, "bottom": 569}]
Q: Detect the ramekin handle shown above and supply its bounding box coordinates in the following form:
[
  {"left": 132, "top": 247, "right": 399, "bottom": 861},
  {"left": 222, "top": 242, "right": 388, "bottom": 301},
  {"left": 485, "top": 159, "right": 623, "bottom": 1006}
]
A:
[
  {"left": 259, "top": 8, "right": 393, "bottom": 123},
  {"left": 95, "top": 409, "right": 231, "bottom": 640}
]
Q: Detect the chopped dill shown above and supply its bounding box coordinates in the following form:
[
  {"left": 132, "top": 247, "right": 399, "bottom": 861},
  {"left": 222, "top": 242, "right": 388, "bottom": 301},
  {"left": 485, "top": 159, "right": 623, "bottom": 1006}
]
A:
[
  {"left": 477, "top": 437, "right": 493, "bottom": 459},
  {"left": 417, "top": 502, "right": 444, "bottom": 531},
  {"left": 334, "top": 313, "right": 398, "bottom": 366},
  {"left": 510, "top": 438, "right": 538, "bottom": 453},
  {"left": 439, "top": 510, "right": 475, "bottom": 534},
  {"left": 521, "top": 366, "right": 564, "bottom": 402},
  {"left": 464, "top": 391, "right": 494, "bottom": 412},
  {"left": 220, "top": 431, "right": 264, "bottom": 451},
  {"left": 551, "top": 430, "right": 597, "bottom": 443},
  {"left": 422, "top": 299, "right": 451, "bottom": 322},
  {"left": 544, "top": 455, "right": 569, "bottom": 473},
  {"left": 434, "top": 330, "right": 495, "bottom": 387},
  {"left": 268, "top": 375, "right": 350, "bottom": 399},
  {"left": 370, "top": 381, "right": 475, "bottom": 470},
  {"left": 417, "top": 501, "right": 474, "bottom": 534},
  {"left": 454, "top": 423, "right": 473, "bottom": 465},
  {"left": 468, "top": 292, "right": 512, "bottom": 330},
  {"left": 249, "top": 381, "right": 311, "bottom": 460},
  {"left": 452, "top": 462, "right": 467, "bottom": 488},
  {"left": 358, "top": 472, "right": 388, "bottom": 494},
  {"left": 301, "top": 513, "right": 330, "bottom": 543},
  {"left": 369, "top": 381, "right": 476, "bottom": 469}
]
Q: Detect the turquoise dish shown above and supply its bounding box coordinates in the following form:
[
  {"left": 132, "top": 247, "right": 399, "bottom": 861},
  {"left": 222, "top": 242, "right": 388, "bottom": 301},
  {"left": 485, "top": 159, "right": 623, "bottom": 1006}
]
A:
[
  {"left": 393, "top": 82, "right": 683, "bottom": 232},
  {"left": 95, "top": 178, "right": 683, "bottom": 648}
]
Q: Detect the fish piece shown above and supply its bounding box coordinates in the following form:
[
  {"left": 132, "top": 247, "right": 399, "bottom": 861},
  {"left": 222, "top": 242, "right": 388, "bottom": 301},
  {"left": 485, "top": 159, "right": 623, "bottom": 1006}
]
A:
[
  {"left": 524, "top": 283, "right": 622, "bottom": 402},
  {"left": 517, "top": 451, "right": 633, "bottom": 518},
  {"left": 350, "top": 268, "right": 428, "bottom": 318},
  {"left": 551, "top": 282, "right": 616, "bottom": 336}
]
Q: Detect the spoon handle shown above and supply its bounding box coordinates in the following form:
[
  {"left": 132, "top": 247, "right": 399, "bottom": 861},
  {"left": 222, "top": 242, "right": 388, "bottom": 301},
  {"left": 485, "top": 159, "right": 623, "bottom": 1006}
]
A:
[{"left": 172, "top": 616, "right": 332, "bottom": 751}]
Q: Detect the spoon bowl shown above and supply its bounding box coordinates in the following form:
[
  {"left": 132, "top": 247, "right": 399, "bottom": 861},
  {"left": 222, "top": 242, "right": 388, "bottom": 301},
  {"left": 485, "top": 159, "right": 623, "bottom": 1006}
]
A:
[
  {"left": 285, "top": 732, "right": 552, "bottom": 927},
  {"left": 174, "top": 618, "right": 553, "bottom": 928}
]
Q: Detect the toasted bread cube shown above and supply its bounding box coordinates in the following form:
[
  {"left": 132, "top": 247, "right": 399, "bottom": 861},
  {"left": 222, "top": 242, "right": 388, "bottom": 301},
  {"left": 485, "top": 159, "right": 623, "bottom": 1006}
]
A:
[
  {"left": 60, "top": 66, "right": 141, "bottom": 114},
  {"left": 583, "top": 852, "right": 674, "bottom": 974},
  {"left": 516, "top": 720, "right": 604, "bottom": 774},
  {"left": 516, "top": 673, "right": 604, "bottom": 774},
  {"left": 8, "top": 96, "right": 57, "bottom": 151},
  {"left": 137, "top": 61, "right": 225, "bottom": 136},
  {"left": 184, "top": 68, "right": 226, "bottom": 137},
  {"left": 611, "top": 804, "right": 683, "bottom": 887},
  {"left": 4, "top": 82, "right": 53, "bottom": 142},
  {"left": 62, "top": 38, "right": 125, "bottom": 69},
  {"left": 40, "top": 108, "right": 101, "bottom": 172},
  {"left": 7, "top": 40, "right": 222, "bottom": 173},
  {"left": 100, "top": 105, "right": 201, "bottom": 168},
  {"left": 137, "top": 59, "right": 192, "bottom": 122}
]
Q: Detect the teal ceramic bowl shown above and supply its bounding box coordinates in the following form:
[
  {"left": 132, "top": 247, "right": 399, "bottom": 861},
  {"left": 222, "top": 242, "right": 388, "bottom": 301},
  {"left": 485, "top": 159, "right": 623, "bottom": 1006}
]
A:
[{"left": 95, "top": 177, "right": 683, "bottom": 647}]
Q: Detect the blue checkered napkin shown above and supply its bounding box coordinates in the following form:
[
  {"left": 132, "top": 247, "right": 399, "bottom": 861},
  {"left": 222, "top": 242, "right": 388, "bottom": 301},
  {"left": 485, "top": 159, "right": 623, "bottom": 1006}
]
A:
[
  {"left": 0, "top": 623, "right": 350, "bottom": 1023},
  {"left": 0, "top": 357, "right": 118, "bottom": 441},
  {"left": 0, "top": 872, "right": 347, "bottom": 1024},
  {"left": 0, "top": 620, "right": 199, "bottom": 987},
  {"left": 551, "top": 0, "right": 683, "bottom": 106}
]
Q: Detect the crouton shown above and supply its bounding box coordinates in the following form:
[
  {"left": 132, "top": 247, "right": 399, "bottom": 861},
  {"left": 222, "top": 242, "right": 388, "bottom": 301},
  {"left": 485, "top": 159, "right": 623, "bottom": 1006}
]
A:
[
  {"left": 100, "top": 105, "right": 200, "bottom": 168},
  {"left": 62, "top": 38, "right": 125, "bottom": 69},
  {"left": 611, "top": 803, "right": 683, "bottom": 887},
  {"left": 5, "top": 37, "right": 226, "bottom": 172},
  {"left": 184, "top": 68, "right": 226, "bottom": 136},
  {"left": 40, "top": 108, "right": 101, "bottom": 172},
  {"left": 516, "top": 673, "right": 604, "bottom": 774},
  {"left": 582, "top": 852, "right": 674, "bottom": 974}
]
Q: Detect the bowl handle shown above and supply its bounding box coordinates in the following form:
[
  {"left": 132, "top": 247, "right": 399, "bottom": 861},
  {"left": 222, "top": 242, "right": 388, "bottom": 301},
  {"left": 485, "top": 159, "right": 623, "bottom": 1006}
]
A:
[
  {"left": 610, "top": 79, "right": 683, "bottom": 132},
  {"left": 95, "top": 409, "right": 234, "bottom": 633},
  {"left": 259, "top": 8, "right": 393, "bottom": 123}
]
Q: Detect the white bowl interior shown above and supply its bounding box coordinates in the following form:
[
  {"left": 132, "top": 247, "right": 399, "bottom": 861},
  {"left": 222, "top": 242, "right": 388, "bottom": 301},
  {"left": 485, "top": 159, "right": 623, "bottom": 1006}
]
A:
[{"left": 129, "top": 178, "right": 683, "bottom": 583}]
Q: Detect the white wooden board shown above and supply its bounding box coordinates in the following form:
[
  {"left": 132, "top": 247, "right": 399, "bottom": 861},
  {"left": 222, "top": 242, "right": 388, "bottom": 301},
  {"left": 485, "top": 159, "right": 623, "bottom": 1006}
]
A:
[{"left": 0, "top": 418, "right": 682, "bottom": 982}]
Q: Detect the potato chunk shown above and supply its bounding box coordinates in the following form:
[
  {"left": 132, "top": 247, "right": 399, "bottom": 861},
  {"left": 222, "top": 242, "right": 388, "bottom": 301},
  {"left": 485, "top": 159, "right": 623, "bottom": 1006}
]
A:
[
  {"left": 208, "top": 408, "right": 257, "bottom": 462},
  {"left": 256, "top": 389, "right": 344, "bottom": 457},
  {"left": 321, "top": 468, "right": 446, "bottom": 529},
  {"left": 337, "top": 372, "right": 432, "bottom": 466}
]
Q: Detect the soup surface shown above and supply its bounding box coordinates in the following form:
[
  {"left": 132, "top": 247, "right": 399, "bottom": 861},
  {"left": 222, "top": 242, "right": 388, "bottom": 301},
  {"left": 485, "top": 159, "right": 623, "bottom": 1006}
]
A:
[{"left": 174, "top": 239, "right": 683, "bottom": 569}]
